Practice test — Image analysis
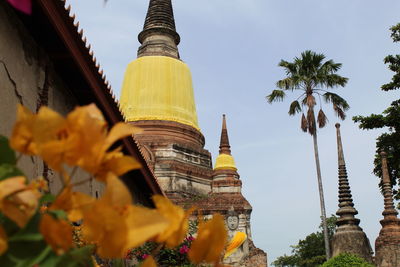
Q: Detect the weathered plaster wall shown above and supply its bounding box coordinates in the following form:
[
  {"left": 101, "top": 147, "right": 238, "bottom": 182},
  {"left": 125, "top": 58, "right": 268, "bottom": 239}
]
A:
[{"left": 0, "top": 2, "right": 104, "bottom": 197}]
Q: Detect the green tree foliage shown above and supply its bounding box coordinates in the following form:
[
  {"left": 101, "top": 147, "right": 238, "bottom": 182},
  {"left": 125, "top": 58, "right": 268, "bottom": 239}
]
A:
[
  {"left": 272, "top": 216, "right": 337, "bottom": 267},
  {"left": 353, "top": 23, "right": 400, "bottom": 203},
  {"left": 320, "top": 253, "right": 375, "bottom": 267},
  {"left": 267, "top": 50, "right": 348, "bottom": 258}
]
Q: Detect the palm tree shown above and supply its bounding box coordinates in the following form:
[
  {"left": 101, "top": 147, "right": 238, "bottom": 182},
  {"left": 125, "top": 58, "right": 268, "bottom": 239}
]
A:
[{"left": 267, "top": 50, "right": 349, "bottom": 259}]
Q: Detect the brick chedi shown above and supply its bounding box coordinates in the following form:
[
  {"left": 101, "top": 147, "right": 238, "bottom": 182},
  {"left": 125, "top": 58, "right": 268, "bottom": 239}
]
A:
[
  {"left": 375, "top": 151, "right": 400, "bottom": 267},
  {"left": 119, "top": 1, "right": 265, "bottom": 266},
  {"left": 331, "top": 124, "right": 373, "bottom": 262},
  {"left": 120, "top": 0, "right": 213, "bottom": 202},
  {"left": 196, "top": 115, "right": 260, "bottom": 266}
]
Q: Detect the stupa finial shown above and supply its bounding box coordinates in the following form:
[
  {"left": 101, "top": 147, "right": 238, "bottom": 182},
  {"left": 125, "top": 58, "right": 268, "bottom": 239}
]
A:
[
  {"left": 137, "top": 0, "right": 180, "bottom": 58},
  {"left": 219, "top": 114, "right": 231, "bottom": 155},
  {"left": 379, "top": 151, "right": 399, "bottom": 222}
]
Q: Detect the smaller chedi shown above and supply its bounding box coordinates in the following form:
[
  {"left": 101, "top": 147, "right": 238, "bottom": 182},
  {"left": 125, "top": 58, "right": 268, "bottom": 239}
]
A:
[
  {"left": 195, "top": 115, "right": 267, "bottom": 266},
  {"left": 375, "top": 151, "right": 400, "bottom": 267},
  {"left": 331, "top": 124, "right": 373, "bottom": 262}
]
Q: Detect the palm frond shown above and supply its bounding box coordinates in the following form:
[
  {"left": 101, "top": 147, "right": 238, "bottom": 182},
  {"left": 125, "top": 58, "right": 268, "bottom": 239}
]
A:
[
  {"left": 317, "top": 109, "right": 328, "bottom": 128},
  {"left": 323, "top": 92, "right": 350, "bottom": 111},
  {"left": 333, "top": 104, "right": 346, "bottom": 120},
  {"left": 307, "top": 108, "right": 316, "bottom": 135},
  {"left": 301, "top": 113, "right": 308, "bottom": 132},
  {"left": 277, "top": 78, "right": 294, "bottom": 90},
  {"left": 324, "top": 74, "right": 348, "bottom": 88},
  {"left": 266, "top": 90, "right": 286, "bottom": 103},
  {"left": 288, "top": 100, "right": 302, "bottom": 116}
]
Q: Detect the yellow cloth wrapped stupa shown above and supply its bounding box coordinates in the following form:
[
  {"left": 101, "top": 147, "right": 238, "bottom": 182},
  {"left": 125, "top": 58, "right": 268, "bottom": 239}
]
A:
[
  {"left": 120, "top": 56, "right": 199, "bottom": 130},
  {"left": 119, "top": 0, "right": 199, "bottom": 131}
]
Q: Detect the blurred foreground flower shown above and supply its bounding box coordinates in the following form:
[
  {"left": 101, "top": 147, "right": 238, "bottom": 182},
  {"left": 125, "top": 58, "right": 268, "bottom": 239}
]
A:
[
  {"left": 82, "top": 175, "right": 169, "bottom": 258},
  {"left": 153, "top": 195, "right": 194, "bottom": 248},
  {"left": 189, "top": 214, "right": 227, "bottom": 265},
  {"left": 1, "top": 104, "right": 228, "bottom": 266},
  {"left": 10, "top": 104, "right": 141, "bottom": 180},
  {"left": 0, "top": 176, "right": 40, "bottom": 227},
  {"left": 6, "top": 0, "right": 31, "bottom": 15}
]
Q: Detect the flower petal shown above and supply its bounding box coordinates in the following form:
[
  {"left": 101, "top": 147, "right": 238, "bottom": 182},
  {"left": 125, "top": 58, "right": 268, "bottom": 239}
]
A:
[
  {"left": 141, "top": 255, "right": 157, "bottom": 267},
  {"left": 40, "top": 213, "right": 73, "bottom": 255},
  {"left": 104, "top": 123, "right": 141, "bottom": 150},
  {"left": 153, "top": 195, "right": 191, "bottom": 248},
  {"left": 125, "top": 205, "right": 169, "bottom": 249},
  {"left": 10, "top": 105, "right": 36, "bottom": 155},
  {"left": 0, "top": 226, "right": 8, "bottom": 255},
  {"left": 189, "top": 213, "right": 227, "bottom": 265}
]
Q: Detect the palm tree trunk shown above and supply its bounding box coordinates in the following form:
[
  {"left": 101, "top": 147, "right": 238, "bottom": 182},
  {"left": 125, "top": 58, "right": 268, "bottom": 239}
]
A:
[{"left": 312, "top": 131, "right": 331, "bottom": 259}]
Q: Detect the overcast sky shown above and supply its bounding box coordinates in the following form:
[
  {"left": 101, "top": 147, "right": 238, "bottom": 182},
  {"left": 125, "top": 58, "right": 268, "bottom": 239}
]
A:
[{"left": 67, "top": 0, "right": 400, "bottom": 265}]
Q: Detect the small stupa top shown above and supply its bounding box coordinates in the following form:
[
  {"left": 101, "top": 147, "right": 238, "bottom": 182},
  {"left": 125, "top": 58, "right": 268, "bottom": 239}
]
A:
[
  {"left": 138, "top": 0, "right": 180, "bottom": 47},
  {"left": 120, "top": 0, "right": 200, "bottom": 131},
  {"left": 214, "top": 115, "right": 237, "bottom": 171}
]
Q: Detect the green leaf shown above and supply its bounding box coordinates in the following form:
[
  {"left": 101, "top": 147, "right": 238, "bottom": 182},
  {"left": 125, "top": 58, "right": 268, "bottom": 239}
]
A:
[
  {"left": 48, "top": 210, "right": 67, "bottom": 220},
  {"left": 0, "top": 136, "right": 16, "bottom": 165},
  {"left": 0, "top": 164, "right": 23, "bottom": 181},
  {"left": 40, "top": 194, "right": 56, "bottom": 205},
  {"left": 9, "top": 232, "right": 43, "bottom": 242},
  {"left": 9, "top": 212, "right": 43, "bottom": 242},
  {"left": 52, "top": 246, "right": 95, "bottom": 267},
  {"left": 112, "top": 259, "right": 125, "bottom": 267},
  {"left": 288, "top": 100, "right": 302, "bottom": 115},
  {"left": 266, "top": 90, "right": 286, "bottom": 103}
]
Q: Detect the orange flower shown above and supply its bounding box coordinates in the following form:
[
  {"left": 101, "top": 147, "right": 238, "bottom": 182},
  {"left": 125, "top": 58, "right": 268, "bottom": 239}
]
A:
[
  {"left": 50, "top": 186, "right": 94, "bottom": 222},
  {"left": 10, "top": 105, "right": 37, "bottom": 155},
  {"left": 188, "top": 214, "right": 227, "bottom": 265},
  {"left": 63, "top": 104, "right": 141, "bottom": 180},
  {"left": 39, "top": 213, "right": 73, "bottom": 255},
  {"left": 82, "top": 174, "right": 168, "bottom": 258},
  {"left": 0, "top": 176, "right": 40, "bottom": 228},
  {"left": 11, "top": 104, "right": 141, "bottom": 177},
  {"left": 0, "top": 226, "right": 7, "bottom": 255},
  {"left": 153, "top": 195, "right": 193, "bottom": 248},
  {"left": 141, "top": 255, "right": 157, "bottom": 267}
]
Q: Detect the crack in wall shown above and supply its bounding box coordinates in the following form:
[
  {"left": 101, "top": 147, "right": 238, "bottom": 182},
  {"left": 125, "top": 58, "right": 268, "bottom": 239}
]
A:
[
  {"left": 36, "top": 66, "right": 49, "bottom": 111},
  {"left": 0, "top": 59, "right": 23, "bottom": 104},
  {"left": 36, "top": 65, "right": 51, "bottom": 191}
]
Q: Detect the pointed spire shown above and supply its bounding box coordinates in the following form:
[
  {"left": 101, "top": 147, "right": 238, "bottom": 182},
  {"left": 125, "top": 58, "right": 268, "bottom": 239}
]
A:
[
  {"left": 379, "top": 151, "right": 399, "bottom": 224},
  {"left": 375, "top": 151, "right": 400, "bottom": 267},
  {"left": 219, "top": 114, "right": 231, "bottom": 155},
  {"left": 137, "top": 0, "right": 180, "bottom": 59},
  {"left": 331, "top": 124, "right": 373, "bottom": 262},
  {"left": 335, "top": 123, "right": 360, "bottom": 227}
]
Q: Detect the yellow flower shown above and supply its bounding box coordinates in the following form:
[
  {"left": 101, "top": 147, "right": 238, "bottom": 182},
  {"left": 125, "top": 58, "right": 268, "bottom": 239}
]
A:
[
  {"left": 188, "top": 214, "right": 227, "bottom": 265},
  {"left": 153, "top": 195, "right": 193, "bottom": 248},
  {"left": 50, "top": 186, "right": 94, "bottom": 222},
  {"left": 141, "top": 255, "right": 157, "bottom": 267},
  {"left": 0, "top": 177, "right": 40, "bottom": 228},
  {"left": 224, "top": 232, "right": 247, "bottom": 259},
  {"left": 63, "top": 104, "right": 141, "bottom": 181},
  {"left": 33, "top": 106, "right": 67, "bottom": 171},
  {"left": 39, "top": 213, "right": 73, "bottom": 255},
  {"left": 10, "top": 105, "right": 37, "bottom": 155},
  {"left": 82, "top": 174, "right": 169, "bottom": 258},
  {"left": 0, "top": 226, "right": 8, "bottom": 255},
  {"left": 11, "top": 104, "right": 141, "bottom": 177}
]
